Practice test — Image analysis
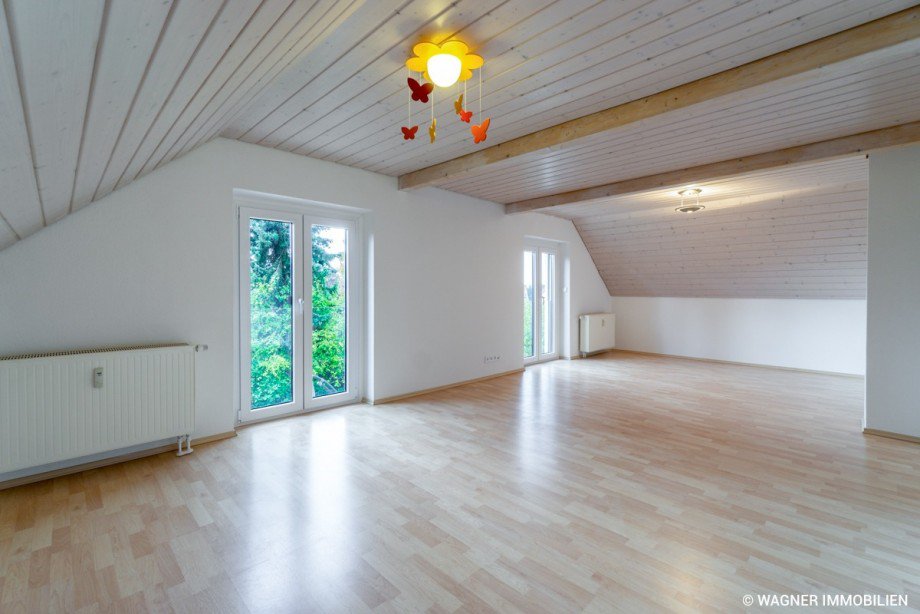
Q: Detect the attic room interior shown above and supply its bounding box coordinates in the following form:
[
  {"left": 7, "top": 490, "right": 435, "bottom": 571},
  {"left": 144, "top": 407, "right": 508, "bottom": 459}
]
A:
[{"left": 0, "top": 0, "right": 919, "bottom": 611}]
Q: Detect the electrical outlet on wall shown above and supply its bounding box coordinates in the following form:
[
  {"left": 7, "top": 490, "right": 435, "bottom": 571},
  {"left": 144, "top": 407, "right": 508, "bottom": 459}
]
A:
[{"left": 483, "top": 355, "right": 502, "bottom": 364}]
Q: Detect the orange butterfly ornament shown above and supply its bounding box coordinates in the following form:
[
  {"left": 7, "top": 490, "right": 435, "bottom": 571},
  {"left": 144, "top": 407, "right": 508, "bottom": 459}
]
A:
[
  {"left": 454, "top": 93, "right": 473, "bottom": 123},
  {"left": 471, "top": 117, "right": 490, "bottom": 144}
]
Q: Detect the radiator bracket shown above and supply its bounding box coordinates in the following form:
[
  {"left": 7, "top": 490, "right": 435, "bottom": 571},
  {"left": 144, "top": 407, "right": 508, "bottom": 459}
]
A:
[{"left": 176, "top": 434, "right": 194, "bottom": 457}]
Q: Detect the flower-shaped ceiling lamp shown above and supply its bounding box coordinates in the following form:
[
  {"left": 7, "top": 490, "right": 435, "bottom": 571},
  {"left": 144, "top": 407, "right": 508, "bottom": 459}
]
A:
[{"left": 406, "top": 41, "right": 483, "bottom": 88}]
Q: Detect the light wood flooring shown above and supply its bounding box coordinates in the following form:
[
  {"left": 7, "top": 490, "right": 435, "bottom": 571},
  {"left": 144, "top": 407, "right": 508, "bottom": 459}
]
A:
[{"left": 1, "top": 352, "right": 918, "bottom": 613}]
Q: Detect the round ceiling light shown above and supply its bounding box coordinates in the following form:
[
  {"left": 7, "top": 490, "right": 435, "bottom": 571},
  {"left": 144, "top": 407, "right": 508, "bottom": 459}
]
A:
[
  {"left": 426, "top": 53, "right": 462, "bottom": 87},
  {"left": 676, "top": 188, "right": 704, "bottom": 213}
]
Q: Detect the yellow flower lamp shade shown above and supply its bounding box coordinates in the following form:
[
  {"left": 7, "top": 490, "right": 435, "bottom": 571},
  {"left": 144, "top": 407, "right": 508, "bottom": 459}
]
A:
[{"left": 406, "top": 41, "right": 483, "bottom": 88}]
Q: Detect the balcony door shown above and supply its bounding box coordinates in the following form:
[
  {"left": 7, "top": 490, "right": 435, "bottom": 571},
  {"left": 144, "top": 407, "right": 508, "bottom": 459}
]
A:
[
  {"left": 523, "top": 242, "right": 560, "bottom": 364},
  {"left": 239, "top": 207, "right": 361, "bottom": 422}
]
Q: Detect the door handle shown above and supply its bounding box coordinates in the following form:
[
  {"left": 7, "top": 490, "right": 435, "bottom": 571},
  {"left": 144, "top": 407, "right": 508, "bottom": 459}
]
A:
[{"left": 297, "top": 298, "right": 304, "bottom": 313}]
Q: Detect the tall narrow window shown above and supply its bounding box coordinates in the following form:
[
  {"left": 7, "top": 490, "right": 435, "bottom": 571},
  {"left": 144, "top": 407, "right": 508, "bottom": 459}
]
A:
[
  {"left": 523, "top": 250, "right": 536, "bottom": 359},
  {"left": 541, "top": 251, "right": 555, "bottom": 355},
  {"left": 524, "top": 242, "right": 560, "bottom": 364},
  {"left": 311, "top": 224, "right": 347, "bottom": 398},
  {"left": 249, "top": 218, "right": 295, "bottom": 409}
]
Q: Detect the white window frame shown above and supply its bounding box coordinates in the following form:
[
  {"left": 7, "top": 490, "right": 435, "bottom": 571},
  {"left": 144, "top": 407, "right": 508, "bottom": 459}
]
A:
[
  {"left": 239, "top": 208, "right": 304, "bottom": 421},
  {"left": 524, "top": 239, "right": 562, "bottom": 365},
  {"left": 236, "top": 192, "right": 365, "bottom": 424},
  {"left": 304, "top": 215, "right": 359, "bottom": 412}
]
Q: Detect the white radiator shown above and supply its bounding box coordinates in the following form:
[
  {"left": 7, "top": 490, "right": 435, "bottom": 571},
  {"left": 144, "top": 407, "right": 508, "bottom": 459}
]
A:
[
  {"left": 579, "top": 313, "right": 616, "bottom": 356},
  {"left": 0, "top": 344, "right": 195, "bottom": 474}
]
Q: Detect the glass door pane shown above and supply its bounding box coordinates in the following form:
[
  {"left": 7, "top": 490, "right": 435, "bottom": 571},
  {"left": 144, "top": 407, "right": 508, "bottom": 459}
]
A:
[
  {"left": 249, "top": 218, "right": 295, "bottom": 409},
  {"left": 523, "top": 250, "right": 536, "bottom": 359},
  {"left": 540, "top": 251, "right": 555, "bottom": 355},
  {"left": 311, "top": 224, "right": 347, "bottom": 398}
]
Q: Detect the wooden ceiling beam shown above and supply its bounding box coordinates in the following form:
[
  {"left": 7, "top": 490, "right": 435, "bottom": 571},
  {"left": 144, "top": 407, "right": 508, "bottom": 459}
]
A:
[
  {"left": 504, "top": 122, "right": 920, "bottom": 214},
  {"left": 398, "top": 7, "right": 920, "bottom": 191},
  {"left": 505, "top": 122, "right": 920, "bottom": 214}
]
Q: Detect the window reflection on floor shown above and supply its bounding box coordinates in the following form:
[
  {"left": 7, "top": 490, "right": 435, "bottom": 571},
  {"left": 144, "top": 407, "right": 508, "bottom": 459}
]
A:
[
  {"left": 517, "top": 365, "right": 559, "bottom": 484},
  {"left": 237, "top": 413, "right": 356, "bottom": 609},
  {"left": 307, "top": 415, "right": 353, "bottom": 581}
]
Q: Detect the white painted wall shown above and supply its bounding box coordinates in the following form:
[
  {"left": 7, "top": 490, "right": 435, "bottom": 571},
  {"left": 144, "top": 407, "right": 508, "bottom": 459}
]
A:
[
  {"left": 865, "top": 144, "right": 920, "bottom": 438},
  {"left": 609, "top": 296, "right": 866, "bottom": 375},
  {"left": 0, "top": 139, "right": 610, "bottom": 448}
]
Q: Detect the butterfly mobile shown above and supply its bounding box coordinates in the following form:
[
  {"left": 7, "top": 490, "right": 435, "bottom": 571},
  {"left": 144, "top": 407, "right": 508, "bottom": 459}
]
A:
[{"left": 400, "top": 40, "right": 489, "bottom": 146}]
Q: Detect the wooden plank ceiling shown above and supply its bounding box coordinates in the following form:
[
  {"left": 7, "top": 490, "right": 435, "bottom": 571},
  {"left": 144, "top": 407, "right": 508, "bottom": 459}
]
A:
[
  {"left": 0, "top": 0, "right": 916, "bottom": 253},
  {"left": 432, "top": 44, "right": 920, "bottom": 203},
  {"left": 0, "top": 4, "right": 911, "bottom": 301},
  {"left": 552, "top": 156, "right": 869, "bottom": 299}
]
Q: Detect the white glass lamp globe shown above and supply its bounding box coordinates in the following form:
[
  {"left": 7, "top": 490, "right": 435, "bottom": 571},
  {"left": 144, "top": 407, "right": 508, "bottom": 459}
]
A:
[{"left": 426, "top": 53, "right": 462, "bottom": 88}]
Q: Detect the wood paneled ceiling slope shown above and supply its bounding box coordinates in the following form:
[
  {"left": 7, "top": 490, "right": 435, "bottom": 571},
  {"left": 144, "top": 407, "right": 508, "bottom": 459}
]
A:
[
  {"left": 554, "top": 156, "right": 870, "bottom": 298},
  {"left": 1, "top": 0, "right": 918, "bottom": 267}
]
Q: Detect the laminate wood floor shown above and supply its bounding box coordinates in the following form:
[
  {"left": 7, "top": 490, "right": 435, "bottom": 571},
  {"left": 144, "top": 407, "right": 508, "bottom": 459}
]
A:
[{"left": 1, "top": 352, "right": 918, "bottom": 613}]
